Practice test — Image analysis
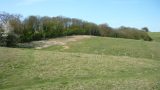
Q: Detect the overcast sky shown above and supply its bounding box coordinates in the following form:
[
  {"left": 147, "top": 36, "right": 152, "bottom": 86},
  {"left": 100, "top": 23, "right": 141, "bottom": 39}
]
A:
[{"left": 0, "top": 0, "right": 160, "bottom": 32}]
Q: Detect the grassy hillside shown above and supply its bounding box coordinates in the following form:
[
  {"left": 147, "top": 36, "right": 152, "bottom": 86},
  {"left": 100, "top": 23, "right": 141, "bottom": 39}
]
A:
[
  {"left": 0, "top": 47, "right": 160, "bottom": 90},
  {"left": 149, "top": 32, "right": 160, "bottom": 42},
  {"left": 43, "top": 37, "right": 160, "bottom": 61},
  {"left": 0, "top": 36, "right": 160, "bottom": 90}
]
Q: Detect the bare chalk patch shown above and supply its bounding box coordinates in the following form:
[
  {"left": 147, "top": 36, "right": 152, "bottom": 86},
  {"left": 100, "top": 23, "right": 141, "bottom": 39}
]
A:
[{"left": 28, "top": 35, "right": 92, "bottom": 49}]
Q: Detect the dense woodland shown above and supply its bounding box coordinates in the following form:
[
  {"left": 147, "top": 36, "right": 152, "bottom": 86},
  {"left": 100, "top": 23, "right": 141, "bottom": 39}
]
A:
[{"left": 0, "top": 12, "right": 152, "bottom": 47}]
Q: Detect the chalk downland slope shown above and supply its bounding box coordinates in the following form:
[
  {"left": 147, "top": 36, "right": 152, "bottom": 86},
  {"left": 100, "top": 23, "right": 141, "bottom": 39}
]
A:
[
  {"left": 0, "top": 47, "right": 160, "bottom": 90},
  {"left": 0, "top": 34, "right": 160, "bottom": 90},
  {"left": 43, "top": 36, "right": 160, "bottom": 61},
  {"left": 149, "top": 32, "right": 160, "bottom": 42}
]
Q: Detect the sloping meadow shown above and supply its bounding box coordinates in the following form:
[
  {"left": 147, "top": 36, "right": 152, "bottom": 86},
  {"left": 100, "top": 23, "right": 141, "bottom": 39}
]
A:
[{"left": 0, "top": 47, "right": 160, "bottom": 90}]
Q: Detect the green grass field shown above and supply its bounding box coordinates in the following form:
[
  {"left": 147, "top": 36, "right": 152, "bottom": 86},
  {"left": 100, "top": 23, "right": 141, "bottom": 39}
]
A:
[
  {"left": 43, "top": 37, "right": 160, "bottom": 61},
  {"left": 0, "top": 32, "right": 160, "bottom": 90},
  {"left": 149, "top": 32, "right": 160, "bottom": 42}
]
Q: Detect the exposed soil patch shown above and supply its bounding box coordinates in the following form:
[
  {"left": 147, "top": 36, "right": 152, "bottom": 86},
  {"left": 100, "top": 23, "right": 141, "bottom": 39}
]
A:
[{"left": 21, "top": 35, "right": 92, "bottom": 49}]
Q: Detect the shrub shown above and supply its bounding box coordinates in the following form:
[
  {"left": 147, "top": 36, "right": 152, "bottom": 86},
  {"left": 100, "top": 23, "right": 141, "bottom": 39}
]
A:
[
  {"left": 115, "top": 27, "right": 152, "bottom": 41},
  {"left": 32, "top": 32, "right": 43, "bottom": 41},
  {"left": 6, "top": 32, "right": 19, "bottom": 47},
  {"left": 0, "top": 29, "right": 7, "bottom": 46},
  {"left": 0, "top": 31, "right": 19, "bottom": 47}
]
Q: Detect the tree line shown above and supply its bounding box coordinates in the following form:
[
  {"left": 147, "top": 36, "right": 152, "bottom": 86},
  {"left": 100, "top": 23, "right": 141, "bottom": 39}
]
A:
[{"left": 0, "top": 12, "right": 152, "bottom": 47}]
